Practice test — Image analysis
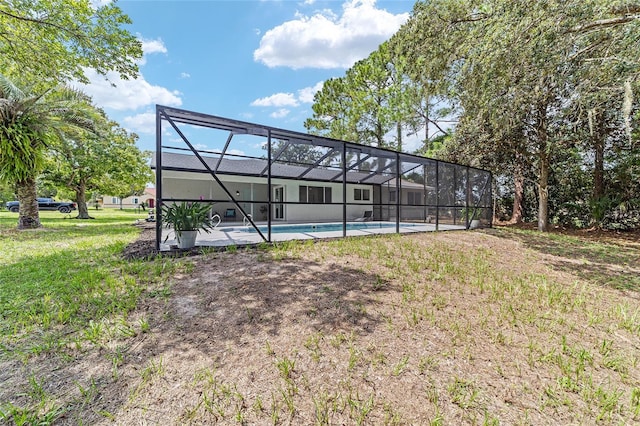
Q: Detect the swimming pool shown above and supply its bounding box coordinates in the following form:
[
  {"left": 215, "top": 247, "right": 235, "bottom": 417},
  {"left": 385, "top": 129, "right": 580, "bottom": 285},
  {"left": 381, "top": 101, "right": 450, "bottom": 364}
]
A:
[{"left": 220, "top": 221, "right": 424, "bottom": 234}]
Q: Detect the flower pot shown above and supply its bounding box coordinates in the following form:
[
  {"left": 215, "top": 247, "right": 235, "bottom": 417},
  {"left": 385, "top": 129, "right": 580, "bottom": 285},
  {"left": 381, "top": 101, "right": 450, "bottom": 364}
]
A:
[{"left": 177, "top": 230, "right": 198, "bottom": 249}]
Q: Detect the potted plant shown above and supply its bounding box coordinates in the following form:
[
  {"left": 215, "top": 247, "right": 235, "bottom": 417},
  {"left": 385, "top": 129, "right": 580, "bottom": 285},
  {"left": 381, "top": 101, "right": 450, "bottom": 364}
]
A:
[
  {"left": 161, "top": 201, "right": 219, "bottom": 249},
  {"left": 461, "top": 206, "right": 481, "bottom": 229}
]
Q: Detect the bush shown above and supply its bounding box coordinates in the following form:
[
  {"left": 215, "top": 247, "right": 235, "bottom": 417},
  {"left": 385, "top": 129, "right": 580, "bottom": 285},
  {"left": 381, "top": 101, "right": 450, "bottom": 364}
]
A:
[
  {"left": 552, "top": 201, "right": 591, "bottom": 228},
  {"left": 601, "top": 200, "right": 640, "bottom": 231}
]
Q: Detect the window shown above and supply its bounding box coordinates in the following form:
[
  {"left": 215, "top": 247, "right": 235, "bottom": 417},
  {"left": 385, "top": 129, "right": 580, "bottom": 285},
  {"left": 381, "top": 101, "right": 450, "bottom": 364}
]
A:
[
  {"left": 308, "top": 186, "right": 324, "bottom": 203},
  {"left": 133, "top": 197, "right": 139, "bottom": 204},
  {"left": 299, "top": 186, "right": 332, "bottom": 204},
  {"left": 112, "top": 197, "right": 118, "bottom": 204},
  {"left": 408, "top": 191, "right": 422, "bottom": 206},
  {"left": 389, "top": 191, "right": 396, "bottom": 203},
  {"left": 354, "top": 188, "right": 370, "bottom": 201}
]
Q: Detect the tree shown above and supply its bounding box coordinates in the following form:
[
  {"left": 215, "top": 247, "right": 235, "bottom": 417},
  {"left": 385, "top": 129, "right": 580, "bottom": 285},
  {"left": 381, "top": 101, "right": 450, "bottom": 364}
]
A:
[
  {"left": 46, "top": 111, "right": 152, "bottom": 219},
  {"left": 305, "top": 42, "right": 416, "bottom": 152},
  {"left": 304, "top": 77, "right": 361, "bottom": 143},
  {"left": 345, "top": 42, "right": 398, "bottom": 149},
  {"left": 0, "top": 74, "right": 94, "bottom": 228},
  {"left": 0, "top": 0, "right": 143, "bottom": 228},
  {"left": 0, "top": 0, "right": 142, "bottom": 84},
  {"left": 398, "top": 0, "right": 640, "bottom": 231},
  {"left": 388, "top": 30, "right": 455, "bottom": 151}
]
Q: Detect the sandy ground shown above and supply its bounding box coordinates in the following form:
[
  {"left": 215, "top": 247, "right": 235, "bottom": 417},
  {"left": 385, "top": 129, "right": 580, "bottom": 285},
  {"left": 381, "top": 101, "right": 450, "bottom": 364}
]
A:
[{"left": 2, "top": 226, "right": 639, "bottom": 425}]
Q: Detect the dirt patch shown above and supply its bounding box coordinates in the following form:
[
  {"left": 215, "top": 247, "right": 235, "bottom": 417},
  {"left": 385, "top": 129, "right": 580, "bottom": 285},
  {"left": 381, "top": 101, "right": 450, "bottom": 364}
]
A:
[
  {"left": 122, "top": 224, "right": 232, "bottom": 260},
  {"left": 121, "top": 223, "right": 158, "bottom": 260},
  {"left": 4, "top": 228, "right": 640, "bottom": 424}
]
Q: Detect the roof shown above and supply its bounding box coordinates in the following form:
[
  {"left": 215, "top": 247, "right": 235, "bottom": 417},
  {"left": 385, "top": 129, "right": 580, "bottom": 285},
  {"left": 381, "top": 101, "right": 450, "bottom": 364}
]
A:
[
  {"left": 152, "top": 151, "right": 402, "bottom": 185},
  {"left": 153, "top": 105, "right": 488, "bottom": 188}
]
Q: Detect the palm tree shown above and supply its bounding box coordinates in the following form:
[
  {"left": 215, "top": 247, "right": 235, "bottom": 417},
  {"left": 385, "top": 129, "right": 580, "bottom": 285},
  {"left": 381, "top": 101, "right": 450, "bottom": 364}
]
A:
[{"left": 0, "top": 73, "right": 93, "bottom": 229}]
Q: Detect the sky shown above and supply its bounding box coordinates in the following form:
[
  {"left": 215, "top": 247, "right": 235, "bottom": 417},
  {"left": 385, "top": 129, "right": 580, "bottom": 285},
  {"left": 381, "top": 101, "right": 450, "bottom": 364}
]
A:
[{"left": 74, "top": 0, "right": 416, "bottom": 155}]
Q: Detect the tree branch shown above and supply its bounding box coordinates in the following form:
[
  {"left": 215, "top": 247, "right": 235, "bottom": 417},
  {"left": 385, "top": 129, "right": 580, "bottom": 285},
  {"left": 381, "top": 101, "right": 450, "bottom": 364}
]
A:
[
  {"left": 571, "top": 14, "right": 640, "bottom": 33},
  {"left": 0, "top": 8, "right": 88, "bottom": 40},
  {"left": 428, "top": 118, "right": 452, "bottom": 136},
  {"left": 451, "top": 12, "right": 491, "bottom": 24}
]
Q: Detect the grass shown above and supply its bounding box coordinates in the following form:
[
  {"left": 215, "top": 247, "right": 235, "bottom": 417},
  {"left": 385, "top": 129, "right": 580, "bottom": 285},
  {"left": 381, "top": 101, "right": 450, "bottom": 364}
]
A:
[
  {"left": 257, "top": 229, "right": 639, "bottom": 424},
  {"left": 0, "top": 210, "right": 162, "bottom": 352},
  {"left": 496, "top": 227, "right": 640, "bottom": 291},
  {"left": 0, "top": 209, "right": 193, "bottom": 423},
  {"left": 0, "top": 212, "right": 639, "bottom": 424}
]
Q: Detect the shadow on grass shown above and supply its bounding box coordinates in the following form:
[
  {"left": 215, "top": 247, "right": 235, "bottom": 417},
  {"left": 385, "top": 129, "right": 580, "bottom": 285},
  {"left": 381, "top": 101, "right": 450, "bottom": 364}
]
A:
[
  {"left": 487, "top": 227, "right": 640, "bottom": 293},
  {"left": 1, "top": 249, "right": 392, "bottom": 425},
  {"left": 158, "top": 253, "right": 390, "bottom": 342}
]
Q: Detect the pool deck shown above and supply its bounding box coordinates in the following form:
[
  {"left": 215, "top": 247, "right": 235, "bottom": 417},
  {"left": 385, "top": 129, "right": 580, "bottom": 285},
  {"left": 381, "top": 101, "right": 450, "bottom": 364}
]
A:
[{"left": 159, "top": 221, "right": 466, "bottom": 250}]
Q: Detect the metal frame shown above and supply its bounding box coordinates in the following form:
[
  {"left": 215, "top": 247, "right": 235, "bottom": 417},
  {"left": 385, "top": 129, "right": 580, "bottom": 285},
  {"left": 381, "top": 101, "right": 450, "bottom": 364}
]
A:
[{"left": 154, "top": 105, "right": 493, "bottom": 250}]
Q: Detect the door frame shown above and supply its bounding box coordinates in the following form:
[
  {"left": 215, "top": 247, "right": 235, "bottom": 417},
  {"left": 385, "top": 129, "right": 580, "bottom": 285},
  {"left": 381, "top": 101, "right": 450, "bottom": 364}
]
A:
[{"left": 273, "top": 185, "right": 285, "bottom": 221}]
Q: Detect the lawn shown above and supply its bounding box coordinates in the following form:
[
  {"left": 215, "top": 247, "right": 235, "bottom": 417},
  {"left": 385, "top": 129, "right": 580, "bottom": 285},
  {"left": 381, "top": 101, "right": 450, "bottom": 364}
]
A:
[{"left": 0, "top": 211, "right": 639, "bottom": 425}]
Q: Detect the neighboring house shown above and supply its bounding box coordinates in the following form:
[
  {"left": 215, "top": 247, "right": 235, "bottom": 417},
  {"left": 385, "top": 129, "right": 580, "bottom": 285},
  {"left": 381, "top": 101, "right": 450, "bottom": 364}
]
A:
[{"left": 101, "top": 187, "right": 156, "bottom": 209}]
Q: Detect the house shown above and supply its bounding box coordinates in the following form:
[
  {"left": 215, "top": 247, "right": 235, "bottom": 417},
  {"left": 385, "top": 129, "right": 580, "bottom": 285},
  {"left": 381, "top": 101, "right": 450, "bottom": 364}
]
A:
[
  {"left": 152, "top": 105, "right": 492, "bottom": 249},
  {"left": 153, "top": 152, "right": 441, "bottom": 223},
  {"left": 100, "top": 187, "right": 156, "bottom": 209}
]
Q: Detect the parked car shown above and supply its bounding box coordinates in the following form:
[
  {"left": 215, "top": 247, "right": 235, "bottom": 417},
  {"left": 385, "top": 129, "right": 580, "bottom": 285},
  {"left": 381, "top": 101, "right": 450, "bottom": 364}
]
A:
[{"left": 5, "top": 198, "right": 77, "bottom": 214}]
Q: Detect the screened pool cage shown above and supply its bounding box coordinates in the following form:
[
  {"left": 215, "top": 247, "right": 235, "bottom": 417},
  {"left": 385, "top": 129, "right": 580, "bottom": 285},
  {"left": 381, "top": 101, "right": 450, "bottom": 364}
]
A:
[{"left": 153, "top": 105, "right": 492, "bottom": 250}]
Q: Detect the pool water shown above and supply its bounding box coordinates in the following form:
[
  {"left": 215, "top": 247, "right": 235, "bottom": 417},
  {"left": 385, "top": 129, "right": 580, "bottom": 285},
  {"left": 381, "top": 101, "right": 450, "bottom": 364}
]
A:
[{"left": 221, "top": 222, "right": 422, "bottom": 234}]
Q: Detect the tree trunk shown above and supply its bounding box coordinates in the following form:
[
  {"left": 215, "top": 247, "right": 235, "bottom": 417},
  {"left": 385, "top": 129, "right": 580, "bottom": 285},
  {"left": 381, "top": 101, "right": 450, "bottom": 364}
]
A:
[
  {"left": 16, "top": 177, "right": 41, "bottom": 229},
  {"left": 396, "top": 121, "right": 402, "bottom": 152},
  {"left": 424, "top": 102, "right": 429, "bottom": 144},
  {"left": 592, "top": 110, "right": 605, "bottom": 200},
  {"left": 536, "top": 100, "right": 550, "bottom": 232},
  {"left": 510, "top": 171, "right": 525, "bottom": 224},
  {"left": 510, "top": 151, "right": 525, "bottom": 224},
  {"left": 538, "top": 152, "right": 550, "bottom": 231},
  {"left": 75, "top": 180, "right": 93, "bottom": 219}
]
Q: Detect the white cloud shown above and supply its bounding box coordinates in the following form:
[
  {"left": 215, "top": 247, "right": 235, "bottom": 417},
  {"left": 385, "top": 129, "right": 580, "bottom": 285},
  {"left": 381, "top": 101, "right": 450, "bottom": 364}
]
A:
[
  {"left": 137, "top": 37, "right": 168, "bottom": 65},
  {"left": 250, "top": 82, "right": 322, "bottom": 118},
  {"left": 141, "top": 38, "right": 167, "bottom": 55},
  {"left": 226, "top": 149, "right": 246, "bottom": 156},
  {"left": 76, "top": 68, "right": 182, "bottom": 111},
  {"left": 254, "top": 0, "right": 409, "bottom": 69},
  {"left": 298, "top": 81, "right": 324, "bottom": 103},
  {"left": 180, "top": 72, "right": 191, "bottom": 79},
  {"left": 123, "top": 112, "right": 156, "bottom": 135},
  {"left": 271, "top": 109, "right": 290, "bottom": 118},
  {"left": 251, "top": 93, "right": 298, "bottom": 107}
]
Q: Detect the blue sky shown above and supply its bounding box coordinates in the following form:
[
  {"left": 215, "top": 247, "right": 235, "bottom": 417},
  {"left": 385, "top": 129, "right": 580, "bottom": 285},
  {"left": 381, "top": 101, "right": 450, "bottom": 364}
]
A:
[{"left": 75, "top": 0, "right": 415, "bottom": 155}]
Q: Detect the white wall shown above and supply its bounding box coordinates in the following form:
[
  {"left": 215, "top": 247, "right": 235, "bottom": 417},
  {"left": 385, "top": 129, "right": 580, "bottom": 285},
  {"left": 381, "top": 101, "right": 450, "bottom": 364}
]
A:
[
  {"left": 279, "top": 181, "right": 373, "bottom": 222},
  {"left": 161, "top": 172, "right": 374, "bottom": 222}
]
